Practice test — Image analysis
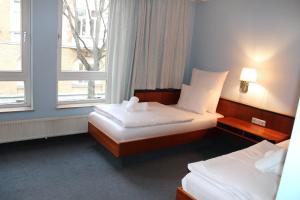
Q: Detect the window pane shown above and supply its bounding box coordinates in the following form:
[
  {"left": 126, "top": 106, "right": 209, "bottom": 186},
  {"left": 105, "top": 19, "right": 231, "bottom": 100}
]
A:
[
  {"left": 58, "top": 80, "right": 106, "bottom": 102},
  {"left": 61, "top": 0, "right": 109, "bottom": 72},
  {"left": 0, "top": 81, "right": 25, "bottom": 105},
  {"left": 0, "top": 0, "right": 22, "bottom": 71}
]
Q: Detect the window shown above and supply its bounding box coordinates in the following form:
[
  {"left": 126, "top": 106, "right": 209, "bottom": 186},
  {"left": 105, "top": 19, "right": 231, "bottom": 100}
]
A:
[
  {"left": 0, "top": 0, "right": 31, "bottom": 110},
  {"left": 58, "top": 0, "right": 109, "bottom": 105}
]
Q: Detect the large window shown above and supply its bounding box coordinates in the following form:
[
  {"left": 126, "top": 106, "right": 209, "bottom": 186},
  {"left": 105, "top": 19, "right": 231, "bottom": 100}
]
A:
[
  {"left": 0, "top": 0, "right": 31, "bottom": 110},
  {"left": 58, "top": 0, "right": 109, "bottom": 105}
]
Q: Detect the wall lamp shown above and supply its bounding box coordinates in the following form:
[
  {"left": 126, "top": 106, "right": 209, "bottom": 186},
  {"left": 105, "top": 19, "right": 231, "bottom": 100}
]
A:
[{"left": 240, "top": 67, "right": 257, "bottom": 93}]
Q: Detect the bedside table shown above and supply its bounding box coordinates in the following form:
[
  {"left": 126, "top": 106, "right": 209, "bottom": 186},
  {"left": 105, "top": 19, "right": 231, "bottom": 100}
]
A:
[{"left": 217, "top": 117, "right": 289, "bottom": 143}]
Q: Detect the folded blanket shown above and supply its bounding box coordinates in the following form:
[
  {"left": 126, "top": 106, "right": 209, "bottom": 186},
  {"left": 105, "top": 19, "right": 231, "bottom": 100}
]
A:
[{"left": 94, "top": 102, "right": 194, "bottom": 128}]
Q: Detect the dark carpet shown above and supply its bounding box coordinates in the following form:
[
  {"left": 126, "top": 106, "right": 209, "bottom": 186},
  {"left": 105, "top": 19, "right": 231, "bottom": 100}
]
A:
[{"left": 0, "top": 133, "right": 250, "bottom": 200}]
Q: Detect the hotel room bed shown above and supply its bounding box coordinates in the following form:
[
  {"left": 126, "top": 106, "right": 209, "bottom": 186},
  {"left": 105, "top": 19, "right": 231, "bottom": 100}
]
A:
[
  {"left": 88, "top": 104, "right": 223, "bottom": 157},
  {"left": 88, "top": 110, "right": 223, "bottom": 143},
  {"left": 177, "top": 140, "right": 289, "bottom": 200}
]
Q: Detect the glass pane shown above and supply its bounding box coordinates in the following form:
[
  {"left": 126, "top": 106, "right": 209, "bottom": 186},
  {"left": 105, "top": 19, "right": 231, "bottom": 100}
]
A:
[
  {"left": 0, "top": 81, "right": 25, "bottom": 105},
  {"left": 0, "top": 0, "right": 22, "bottom": 71},
  {"left": 58, "top": 80, "right": 106, "bottom": 102},
  {"left": 61, "top": 0, "right": 109, "bottom": 72}
]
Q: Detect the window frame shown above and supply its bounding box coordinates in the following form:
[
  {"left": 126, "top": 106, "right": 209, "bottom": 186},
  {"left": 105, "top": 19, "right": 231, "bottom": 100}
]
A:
[
  {"left": 57, "top": 0, "right": 109, "bottom": 107},
  {"left": 0, "top": 0, "right": 32, "bottom": 110}
]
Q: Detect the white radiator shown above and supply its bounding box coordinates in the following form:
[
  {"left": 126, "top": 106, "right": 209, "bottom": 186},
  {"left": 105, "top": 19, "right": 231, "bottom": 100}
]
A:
[{"left": 0, "top": 115, "right": 88, "bottom": 144}]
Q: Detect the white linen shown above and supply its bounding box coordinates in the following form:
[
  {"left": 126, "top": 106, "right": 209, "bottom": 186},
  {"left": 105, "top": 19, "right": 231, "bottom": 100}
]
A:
[
  {"left": 191, "top": 69, "right": 228, "bottom": 113},
  {"left": 88, "top": 110, "right": 223, "bottom": 142},
  {"left": 94, "top": 102, "right": 194, "bottom": 128},
  {"left": 123, "top": 101, "right": 149, "bottom": 112},
  {"left": 123, "top": 96, "right": 149, "bottom": 112},
  {"left": 125, "top": 96, "right": 140, "bottom": 112},
  {"left": 186, "top": 141, "right": 282, "bottom": 200},
  {"left": 255, "top": 149, "right": 287, "bottom": 175},
  {"left": 276, "top": 139, "right": 290, "bottom": 150},
  {"left": 177, "top": 84, "right": 210, "bottom": 114},
  {"left": 183, "top": 172, "right": 248, "bottom": 200}
]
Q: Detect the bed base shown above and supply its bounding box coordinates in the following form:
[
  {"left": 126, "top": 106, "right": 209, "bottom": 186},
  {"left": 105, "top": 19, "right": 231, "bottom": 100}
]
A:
[
  {"left": 176, "top": 187, "right": 196, "bottom": 200},
  {"left": 88, "top": 122, "right": 215, "bottom": 157}
]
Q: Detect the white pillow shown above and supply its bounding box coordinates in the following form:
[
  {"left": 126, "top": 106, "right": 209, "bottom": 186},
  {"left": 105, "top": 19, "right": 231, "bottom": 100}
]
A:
[
  {"left": 276, "top": 139, "right": 290, "bottom": 150},
  {"left": 191, "top": 68, "right": 228, "bottom": 113},
  {"left": 176, "top": 84, "right": 209, "bottom": 114},
  {"left": 255, "top": 149, "right": 287, "bottom": 175}
]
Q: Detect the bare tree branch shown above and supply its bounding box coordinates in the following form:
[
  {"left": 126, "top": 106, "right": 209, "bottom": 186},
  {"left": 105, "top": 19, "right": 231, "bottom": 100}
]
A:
[
  {"left": 63, "top": 0, "right": 92, "bottom": 70},
  {"left": 62, "top": 0, "right": 109, "bottom": 97}
]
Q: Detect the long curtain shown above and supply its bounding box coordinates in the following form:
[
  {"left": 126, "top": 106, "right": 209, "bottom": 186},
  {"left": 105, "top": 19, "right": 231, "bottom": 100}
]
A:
[
  {"left": 108, "top": 0, "right": 195, "bottom": 103},
  {"left": 107, "top": 0, "right": 138, "bottom": 103},
  {"left": 133, "top": 0, "right": 194, "bottom": 90}
]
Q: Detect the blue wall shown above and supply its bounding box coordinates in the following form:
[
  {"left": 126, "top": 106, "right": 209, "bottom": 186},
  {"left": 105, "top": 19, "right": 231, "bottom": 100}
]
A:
[
  {"left": 186, "top": 0, "right": 300, "bottom": 116},
  {"left": 0, "top": 0, "right": 93, "bottom": 121}
]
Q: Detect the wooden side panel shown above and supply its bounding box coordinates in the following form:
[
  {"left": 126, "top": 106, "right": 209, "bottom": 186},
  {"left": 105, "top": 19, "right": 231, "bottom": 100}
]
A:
[
  {"left": 176, "top": 187, "right": 196, "bottom": 200},
  {"left": 118, "top": 129, "right": 215, "bottom": 157},
  {"left": 217, "top": 99, "right": 295, "bottom": 135},
  {"left": 134, "top": 89, "right": 180, "bottom": 105},
  {"left": 88, "top": 123, "right": 121, "bottom": 157},
  {"left": 88, "top": 122, "right": 215, "bottom": 157}
]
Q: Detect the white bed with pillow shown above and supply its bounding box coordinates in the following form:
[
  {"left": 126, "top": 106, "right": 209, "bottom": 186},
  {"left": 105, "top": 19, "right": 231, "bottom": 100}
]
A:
[
  {"left": 89, "top": 105, "right": 223, "bottom": 143},
  {"left": 88, "top": 69, "right": 229, "bottom": 156},
  {"left": 181, "top": 140, "right": 289, "bottom": 200}
]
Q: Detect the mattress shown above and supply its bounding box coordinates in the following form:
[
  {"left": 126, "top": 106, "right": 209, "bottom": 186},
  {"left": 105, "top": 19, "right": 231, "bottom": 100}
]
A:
[
  {"left": 88, "top": 108, "right": 223, "bottom": 143},
  {"left": 182, "top": 141, "right": 283, "bottom": 200}
]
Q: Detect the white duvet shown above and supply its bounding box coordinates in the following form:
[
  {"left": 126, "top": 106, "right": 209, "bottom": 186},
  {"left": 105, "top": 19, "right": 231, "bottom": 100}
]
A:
[
  {"left": 185, "top": 141, "right": 282, "bottom": 200},
  {"left": 94, "top": 102, "right": 194, "bottom": 128}
]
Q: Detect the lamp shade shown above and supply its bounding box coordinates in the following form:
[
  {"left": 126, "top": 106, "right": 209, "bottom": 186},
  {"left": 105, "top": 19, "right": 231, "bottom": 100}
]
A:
[{"left": 240, "top": 68, "right": 257, "bottom": 82}]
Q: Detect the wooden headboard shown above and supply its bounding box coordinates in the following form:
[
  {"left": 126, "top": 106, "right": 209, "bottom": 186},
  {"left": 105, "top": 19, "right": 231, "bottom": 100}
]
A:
[{"left": 134, "top": 89, "right": 295, "bottom": 135}]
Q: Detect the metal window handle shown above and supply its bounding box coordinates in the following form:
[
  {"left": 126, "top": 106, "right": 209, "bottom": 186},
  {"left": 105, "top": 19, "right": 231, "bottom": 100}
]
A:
[{"left": 23, "top": 31, "right": 27, "bottom": 43}]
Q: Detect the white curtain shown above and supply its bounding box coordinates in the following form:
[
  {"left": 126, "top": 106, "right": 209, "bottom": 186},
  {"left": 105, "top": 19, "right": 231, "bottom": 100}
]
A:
[
  {"left": 107, "top": 0, "right": 138, "bottom": 103},
  {"left": 108, "top": 0, "right": 195, "bottom": 103},
  {"left": 132, "top": 0, "right": 195, "bottom": 90}
]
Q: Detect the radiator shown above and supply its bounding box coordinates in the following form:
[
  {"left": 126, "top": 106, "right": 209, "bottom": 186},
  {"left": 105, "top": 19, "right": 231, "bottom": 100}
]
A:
[{"left": 0, "top": 115, "right": 88, "bottom": 144}]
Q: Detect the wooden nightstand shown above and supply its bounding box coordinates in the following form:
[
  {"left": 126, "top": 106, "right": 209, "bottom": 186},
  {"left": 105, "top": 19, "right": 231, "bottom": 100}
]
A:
[{"left": 217, "top": 117, "right": 289, "bottom": 143}]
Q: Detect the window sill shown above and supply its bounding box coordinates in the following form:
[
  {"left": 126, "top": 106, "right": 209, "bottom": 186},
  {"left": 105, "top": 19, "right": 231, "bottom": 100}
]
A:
[
  {"left": 57, "top": 102, "right": 103, "bottom": 109},
  {"left": 0, "top": 106, "right": 33, "bottom": 113}
]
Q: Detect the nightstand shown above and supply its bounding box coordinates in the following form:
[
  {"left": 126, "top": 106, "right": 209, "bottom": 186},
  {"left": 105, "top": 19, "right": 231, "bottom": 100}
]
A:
[{"left": 217, "top": 117, "right": 289, "bottom": 143}]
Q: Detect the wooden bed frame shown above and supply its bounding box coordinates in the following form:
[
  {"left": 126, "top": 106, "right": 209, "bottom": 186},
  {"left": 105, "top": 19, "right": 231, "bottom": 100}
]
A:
[
  {"left": 88, "top": 89, "right": 295, "bottom": 158},
  {"left": 88, "top": 122, "right": 215, "bottom": 157},
  {"left": 176, "top": 187, "right": 196, "bottom": 200}
]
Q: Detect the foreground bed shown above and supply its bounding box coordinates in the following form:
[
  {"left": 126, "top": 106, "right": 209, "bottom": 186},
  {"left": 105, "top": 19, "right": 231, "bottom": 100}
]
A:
[
  {"left": 88, "top": 108, "right": 222, "bottom": 157},
  {"left": 176, "top": 140, "right": 289, "bottom": 200}
]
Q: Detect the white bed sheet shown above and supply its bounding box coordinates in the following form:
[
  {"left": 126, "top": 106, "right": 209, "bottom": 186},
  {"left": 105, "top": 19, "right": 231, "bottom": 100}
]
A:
[
  {"left": 88, "top": 109, "right": 223, "bottom": 143},
  {"left": 94, "top": 102, "right": 194, "bottom": 128},
  {"left": 182, "top": 141, "right": 283, "bottom": 200}
]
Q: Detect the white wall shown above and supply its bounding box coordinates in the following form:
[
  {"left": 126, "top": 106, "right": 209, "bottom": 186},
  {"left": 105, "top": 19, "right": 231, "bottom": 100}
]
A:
[
  {"left": 187, "top": 0, "right": 300, "bottom": 116},
  {"left": 276, "top": 99, "right": 300, "bottom": 199}
]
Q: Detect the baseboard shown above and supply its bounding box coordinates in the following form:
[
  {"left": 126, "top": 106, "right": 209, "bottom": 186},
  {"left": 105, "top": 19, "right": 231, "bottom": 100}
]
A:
[{"left": 0, "top": 115, "right": 88, "bottom": 144}]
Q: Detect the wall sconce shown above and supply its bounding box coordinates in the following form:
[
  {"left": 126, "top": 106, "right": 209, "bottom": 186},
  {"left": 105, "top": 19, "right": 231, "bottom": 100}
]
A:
[{"left": 240, "top": 67, "right": 257, "bottom": 93}]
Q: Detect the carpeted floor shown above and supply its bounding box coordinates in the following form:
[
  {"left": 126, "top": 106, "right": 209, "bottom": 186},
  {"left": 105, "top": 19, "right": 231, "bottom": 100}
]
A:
[{"left": 0, "top": 133, "right": 250, "bottom": 200}]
